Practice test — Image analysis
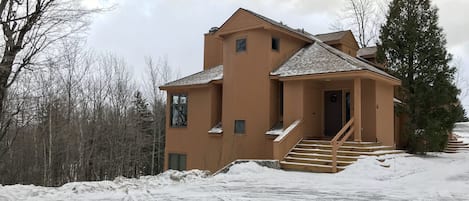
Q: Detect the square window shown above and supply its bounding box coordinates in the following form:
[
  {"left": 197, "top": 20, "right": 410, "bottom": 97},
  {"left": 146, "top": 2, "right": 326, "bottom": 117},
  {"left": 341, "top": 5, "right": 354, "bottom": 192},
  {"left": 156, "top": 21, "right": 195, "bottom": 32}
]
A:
[
  {"left": 272, "top": 37, "right": 280, "bottom": 51},
  {"left": 236, "top": 38, "right": 246, "bottom": 52},
  {"left": 234, "top": 120, "right": 245, "bottom": 134},
  {"left": 168, "top": 153, "right": 187, "bottom": 171}
]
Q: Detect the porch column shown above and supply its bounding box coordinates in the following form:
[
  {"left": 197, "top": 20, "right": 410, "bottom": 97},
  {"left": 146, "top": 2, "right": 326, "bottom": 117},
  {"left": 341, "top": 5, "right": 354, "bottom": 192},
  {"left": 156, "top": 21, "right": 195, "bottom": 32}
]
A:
[{"left": 354, "top": 78, "right": 362, "bottom": 142}]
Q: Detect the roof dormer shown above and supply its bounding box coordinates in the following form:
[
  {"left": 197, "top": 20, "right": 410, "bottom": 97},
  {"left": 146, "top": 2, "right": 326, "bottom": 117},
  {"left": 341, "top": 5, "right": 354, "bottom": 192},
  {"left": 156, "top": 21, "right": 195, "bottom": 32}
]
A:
[{"left": 315, "top": 30, "right": 359, "bottom": 57}]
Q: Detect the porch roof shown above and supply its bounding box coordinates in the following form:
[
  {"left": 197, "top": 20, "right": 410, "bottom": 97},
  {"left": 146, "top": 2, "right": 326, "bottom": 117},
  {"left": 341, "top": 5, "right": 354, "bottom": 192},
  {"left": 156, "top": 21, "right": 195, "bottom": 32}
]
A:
[
  {"left": 315, "top": 30, "right": 349, "bottom": 43},
  {"left": 161, "top": 65, "right": 223, "bottom": 88},
  {"left": 271, "top": 41, "right": 399, "bottom": 82},
  {"left": 357, "top": 46, "right": 378, "bottom": 58}
]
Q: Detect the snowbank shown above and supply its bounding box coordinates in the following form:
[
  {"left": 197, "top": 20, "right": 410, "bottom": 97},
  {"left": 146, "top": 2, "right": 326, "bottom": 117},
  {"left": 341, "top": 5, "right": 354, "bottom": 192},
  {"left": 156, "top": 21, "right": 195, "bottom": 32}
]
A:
[
  {"left": 1, "top": 124, "right": 469, "bottom": 200},
  {"left": 0, "top": 169, "right": 210, "bottom": 201}
]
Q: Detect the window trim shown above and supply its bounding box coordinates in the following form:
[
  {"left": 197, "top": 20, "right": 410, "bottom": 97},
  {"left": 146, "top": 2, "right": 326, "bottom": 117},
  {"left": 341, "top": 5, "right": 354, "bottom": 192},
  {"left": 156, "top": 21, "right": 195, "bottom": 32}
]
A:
[
  {"left": 236, "top": 38, "right": 247, "bottom": 53},
  {"left": 170, "top": 93, "right": 188, "bottom": 128}
]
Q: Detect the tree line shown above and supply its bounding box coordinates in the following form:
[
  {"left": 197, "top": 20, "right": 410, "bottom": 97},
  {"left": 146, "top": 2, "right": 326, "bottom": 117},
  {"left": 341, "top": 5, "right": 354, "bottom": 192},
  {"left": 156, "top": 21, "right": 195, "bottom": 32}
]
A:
[{"left": 0, "top": 40, "right": 172, "bottom": 186}]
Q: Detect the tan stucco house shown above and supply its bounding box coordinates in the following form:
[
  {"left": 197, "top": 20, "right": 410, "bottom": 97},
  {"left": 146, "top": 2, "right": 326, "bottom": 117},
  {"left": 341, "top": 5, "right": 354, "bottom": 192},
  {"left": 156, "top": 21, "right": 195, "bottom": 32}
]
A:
[{"left": 160, "top": 8, "right": 402, "bottom": 173}]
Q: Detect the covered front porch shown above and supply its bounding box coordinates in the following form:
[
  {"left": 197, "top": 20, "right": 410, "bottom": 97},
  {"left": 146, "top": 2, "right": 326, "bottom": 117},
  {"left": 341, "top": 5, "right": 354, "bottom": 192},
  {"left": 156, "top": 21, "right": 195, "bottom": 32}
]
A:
[{"left": 271, "top": 72, "right": 400, "bottom": 165}]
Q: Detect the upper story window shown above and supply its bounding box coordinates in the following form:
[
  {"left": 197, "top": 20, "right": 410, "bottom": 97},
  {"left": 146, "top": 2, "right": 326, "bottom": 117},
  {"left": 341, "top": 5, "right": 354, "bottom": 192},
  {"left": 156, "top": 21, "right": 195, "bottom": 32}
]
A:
[
  {"left": 272, "top": 37, "right": 280, "bottom": 51},
  {"left": 234, "top": 120, "right": 245, "bottom": 134},
  {"left": 171, "top": 94, "right": 187, "bottom": 127},
  {"left": 236, "top": 38, "right": 246, "bottom": 52}
]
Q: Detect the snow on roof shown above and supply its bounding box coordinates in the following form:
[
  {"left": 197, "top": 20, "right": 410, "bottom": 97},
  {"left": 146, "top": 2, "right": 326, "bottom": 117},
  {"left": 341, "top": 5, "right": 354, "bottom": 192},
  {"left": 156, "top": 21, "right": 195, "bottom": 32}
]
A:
[
  {"left": 358, "top": 46, "right": 378, "bottom": 58},
  {"left": 162, "top": 65, "right": 223, "bottom": 87},
  {"left": 393, "top": 98, "right": 403, "bottom": 104},
  {"left": 271, "top": 41, "right": 398, "bottom": 81}
]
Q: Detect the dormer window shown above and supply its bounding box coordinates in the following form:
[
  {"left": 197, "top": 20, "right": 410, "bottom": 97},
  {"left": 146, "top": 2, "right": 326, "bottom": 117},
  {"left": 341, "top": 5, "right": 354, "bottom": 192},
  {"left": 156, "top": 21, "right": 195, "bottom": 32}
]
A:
[
  {"left": 236, "top": 38, "right": 246, "bottom": 52},
  {"left": 272, "top": 37, "right": 280, "bottom": 51}
]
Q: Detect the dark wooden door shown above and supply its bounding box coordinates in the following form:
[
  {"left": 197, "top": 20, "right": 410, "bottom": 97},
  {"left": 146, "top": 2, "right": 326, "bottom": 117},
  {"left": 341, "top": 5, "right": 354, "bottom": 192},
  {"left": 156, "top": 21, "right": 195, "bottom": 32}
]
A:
[{"left": 325, "top": 90, "right": 343, "bottom": 137}]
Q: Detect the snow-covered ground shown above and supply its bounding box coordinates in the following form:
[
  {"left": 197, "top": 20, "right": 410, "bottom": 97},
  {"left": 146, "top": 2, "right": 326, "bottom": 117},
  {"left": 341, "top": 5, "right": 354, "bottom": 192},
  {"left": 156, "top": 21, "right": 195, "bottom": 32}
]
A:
[
  {"left": 453, "top": 122, "right": 469, "bottom": 144},
  {"left": 1, "top": 123, "right": 469, "bottom": 201}
]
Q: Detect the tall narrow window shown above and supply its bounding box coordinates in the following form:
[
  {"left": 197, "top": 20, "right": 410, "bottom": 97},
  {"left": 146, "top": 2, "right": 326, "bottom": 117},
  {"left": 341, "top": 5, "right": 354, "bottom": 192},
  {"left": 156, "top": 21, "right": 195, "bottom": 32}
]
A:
[
  {"left": 171, "top": 94, "right": 188, "bottom": 127},
  {"left": 236, "top": 38, "right": 246, "bottom": 52},
  {"left": 168, "top": 153, "right": 186, "bottom": 171},
  {"left": 272, "top": 37, "right": 280, "bottom": 51}
]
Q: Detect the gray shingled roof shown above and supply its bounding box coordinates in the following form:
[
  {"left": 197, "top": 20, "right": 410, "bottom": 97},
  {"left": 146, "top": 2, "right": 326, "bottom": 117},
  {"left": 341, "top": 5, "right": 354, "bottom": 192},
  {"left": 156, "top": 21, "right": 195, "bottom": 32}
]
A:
[
  {"left": 357, "top": 46, "right": 378, "bottom": 58},
  {"left": 240, "top": 8, "right": 321, "bottom": 42},
  {"left": 161, "top": 9, "right": 398, "bottom": 88},
  {"left": 237, "top": 9, "right": 396, "bottom": 80},
  {"left": 271, "top": 41, "right": 398, "bottom": 80},
  {"left": 315, "top": 31, "right": 349, "bottom": 43},
  {"left": 162, "top": 65, "right": 223, "bottom": 87}
]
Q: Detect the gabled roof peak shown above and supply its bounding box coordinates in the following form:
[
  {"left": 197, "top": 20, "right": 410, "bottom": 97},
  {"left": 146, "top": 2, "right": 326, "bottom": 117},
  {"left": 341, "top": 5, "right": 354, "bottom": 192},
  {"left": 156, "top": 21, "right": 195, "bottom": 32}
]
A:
[{"left": 213, "top": 7, "right": 316, "bottom": 42}]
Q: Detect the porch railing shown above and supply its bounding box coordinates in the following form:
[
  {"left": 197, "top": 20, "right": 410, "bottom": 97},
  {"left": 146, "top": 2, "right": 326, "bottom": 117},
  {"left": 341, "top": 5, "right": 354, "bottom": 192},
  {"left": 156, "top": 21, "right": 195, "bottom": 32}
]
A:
[
  {"left": 273, "top": 119, "right": 303, "bottom": 161},
  {"left": 330, "top": 118, "right": 355, "bottom": 173}
]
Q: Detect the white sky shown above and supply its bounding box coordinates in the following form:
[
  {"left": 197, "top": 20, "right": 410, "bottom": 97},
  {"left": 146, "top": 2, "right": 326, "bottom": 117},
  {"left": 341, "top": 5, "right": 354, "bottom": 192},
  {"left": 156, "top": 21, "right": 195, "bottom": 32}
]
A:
[{"left": 82, "top": 0, "right": 469, "bottom": 110}]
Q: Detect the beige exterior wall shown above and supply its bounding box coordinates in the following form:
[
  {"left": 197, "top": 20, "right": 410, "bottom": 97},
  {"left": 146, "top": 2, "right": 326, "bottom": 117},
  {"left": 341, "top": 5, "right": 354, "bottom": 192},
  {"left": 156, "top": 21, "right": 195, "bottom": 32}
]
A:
[
  {"left": 376, "top": 81, "right": 395, "bottom": 146},
  {"left": 303, "top": 81, "right": 322, "bottom": 138},
  {"left": 164, "top": 86, "right": 224, "bottom": 172},
  {"left": 283, "top": 80, "right": 304, "bottom": 127},
  {"left": 362, "top": 79, "right": 377, "bottom": 142},
  {"left": 269, "top": 30, "right": 306, "bottom": 71},
  {"left": 163, "top": 9, "right": 399, "bottom": 172},
  {"left": 203, "top": 34, "right": 223, "bottom": 69},
  {"left": 220, "top": 28, "right": 275, "bottom": 165},
  {"left": 339, "top": 33, "right": 359, "bottom": 57}
]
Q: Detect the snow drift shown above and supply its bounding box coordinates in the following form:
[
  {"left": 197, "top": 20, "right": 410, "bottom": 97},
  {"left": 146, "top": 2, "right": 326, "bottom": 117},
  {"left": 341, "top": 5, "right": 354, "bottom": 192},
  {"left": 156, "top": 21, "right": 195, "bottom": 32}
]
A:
[{"left": 1, "top": 123, "right": 469, "bottom": 200}]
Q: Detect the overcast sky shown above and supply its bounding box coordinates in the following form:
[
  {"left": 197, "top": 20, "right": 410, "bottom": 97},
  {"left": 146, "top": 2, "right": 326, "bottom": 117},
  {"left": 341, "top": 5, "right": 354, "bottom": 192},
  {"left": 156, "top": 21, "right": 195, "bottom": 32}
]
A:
[{"left": 82, "top": 0, "right": 469, "bottom": 109}]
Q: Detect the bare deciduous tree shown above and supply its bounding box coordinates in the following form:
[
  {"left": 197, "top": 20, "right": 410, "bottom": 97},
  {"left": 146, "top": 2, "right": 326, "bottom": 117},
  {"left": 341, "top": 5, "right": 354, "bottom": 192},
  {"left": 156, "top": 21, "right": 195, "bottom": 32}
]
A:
[
  {"left": 331, "top": 0, "right": 389, "bottom": 47},
  {"left": 144, "top": 56, "right": 173, "bottom": 175},
  {"left": 0, "top": 0, "right": 98, "bottom": 119}
]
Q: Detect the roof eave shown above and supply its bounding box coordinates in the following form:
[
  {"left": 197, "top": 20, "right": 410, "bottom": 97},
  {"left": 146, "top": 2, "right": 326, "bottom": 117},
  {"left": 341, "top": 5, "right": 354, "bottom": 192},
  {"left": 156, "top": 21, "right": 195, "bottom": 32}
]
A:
[
  {"left": 274, "top": 70, "right": 401, "bottom": 86},
  {"left": 159, "top": 80, "right": 223, "bottom": 91}
]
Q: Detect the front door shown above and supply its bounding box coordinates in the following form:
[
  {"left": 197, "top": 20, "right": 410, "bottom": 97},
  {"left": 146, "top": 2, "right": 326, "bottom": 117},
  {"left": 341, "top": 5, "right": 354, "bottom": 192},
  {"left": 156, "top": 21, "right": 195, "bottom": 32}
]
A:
[{"left": 325, "top": 90, "right": 343, "bottom": 137}]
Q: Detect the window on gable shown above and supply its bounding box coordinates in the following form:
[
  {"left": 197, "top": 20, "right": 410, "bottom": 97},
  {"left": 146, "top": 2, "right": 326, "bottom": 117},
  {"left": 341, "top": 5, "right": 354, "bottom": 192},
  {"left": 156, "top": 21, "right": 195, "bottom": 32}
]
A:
[
  {"left": 171, "top": 94, "right": 188, "bottom": 127},
  {"left": 236, "top": 38, "right": 246, "bottom": 52},
  {"left": 168, "top": 153, "right": 186, "bottom": 171},
  {"left": 272, "top": 37, "right": 280, "bottom": 51},
  {"left": 234, "top": 120, "right": 245, "bottom": 134}
]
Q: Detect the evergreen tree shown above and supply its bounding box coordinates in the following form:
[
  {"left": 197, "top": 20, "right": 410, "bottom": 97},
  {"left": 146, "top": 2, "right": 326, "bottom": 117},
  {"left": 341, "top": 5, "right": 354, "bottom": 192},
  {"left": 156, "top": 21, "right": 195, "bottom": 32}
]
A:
[
  {"left": 131, "top": 91, "right": 154, "bottom": 175},
  {"left": 378, "top": 0, "right": 461, "bottom": 153},
  {"left": 454, "top": 103, "right": 468, "bottom": 122}
]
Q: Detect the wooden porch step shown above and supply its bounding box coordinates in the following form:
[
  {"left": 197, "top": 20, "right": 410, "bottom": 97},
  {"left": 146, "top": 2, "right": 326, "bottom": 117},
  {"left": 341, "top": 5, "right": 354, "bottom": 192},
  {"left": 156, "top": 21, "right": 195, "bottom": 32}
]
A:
[
  {"left": 444, "top": 149, "right": 459, "bottom": 153},
  {"left": 280, "top": 138, "right": 404, "bottom": 173},
  {"left": 448, "top": 142, "right": 469, "bottom": 146},
  {"left": 445, "top": 137, "right": 469, "bottom": 153},
  {"left": 447, "top": 145, "right": 469, "bottom": 149},
  {"left": 280, "top": 161, "right": 345, "bottom": 173},
  {"left": 295, "top": 143, "right": 394, "bottom": 152},
  {"left": 284, "top": 156, "right": 354, "bottom": 166},
  {"left": 291, "top": 147, "right": 404, "bottom": 156},
  {"left": 302, "top": 139, "right": 382, "bottom": 147},
  {"left": 288, "top": 152, "right": 360, "bottom": 161},
  {"left": 448, "top": 140, "right": 465, "bottom": 144}
]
